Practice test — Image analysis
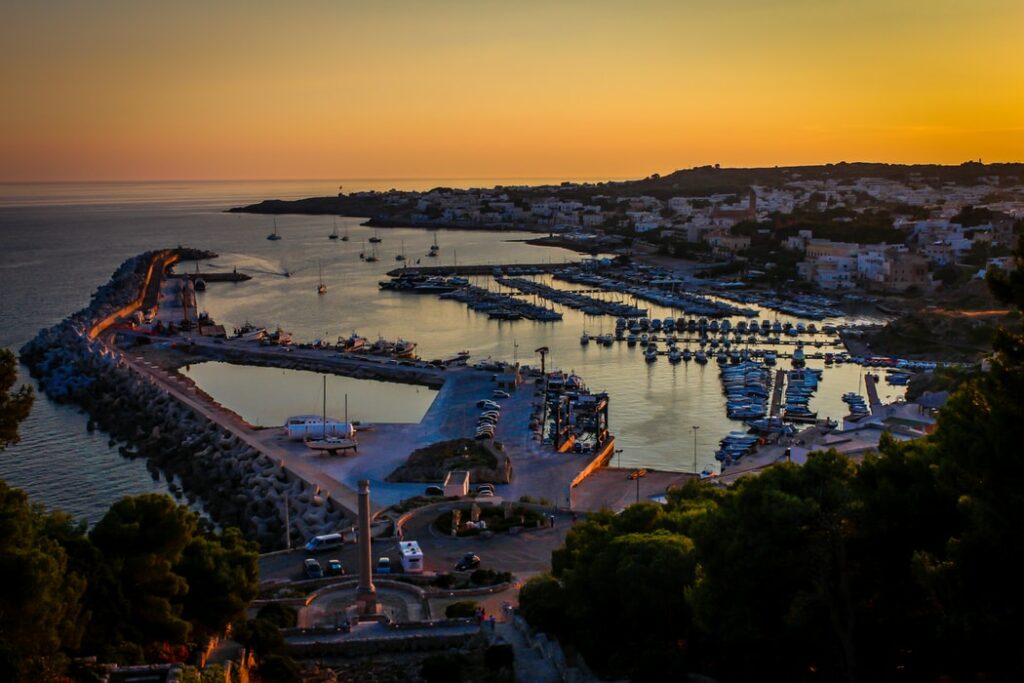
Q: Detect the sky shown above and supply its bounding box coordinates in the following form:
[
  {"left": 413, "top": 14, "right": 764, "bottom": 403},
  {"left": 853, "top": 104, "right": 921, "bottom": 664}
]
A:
[{"left": 1, "top": 0, "right": 1022, "bottom": 182}]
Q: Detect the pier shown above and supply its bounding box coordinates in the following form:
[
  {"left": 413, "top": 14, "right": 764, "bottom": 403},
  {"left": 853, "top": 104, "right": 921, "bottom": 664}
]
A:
[
  {"left": 386, "top": 262, "right": 576, "bottom": 277},
  {"left": 769, "top": 369, "right": 786, "bottom": 417},
  {"left": 496, "top": 276, "right": 646, "bottom": 317}
]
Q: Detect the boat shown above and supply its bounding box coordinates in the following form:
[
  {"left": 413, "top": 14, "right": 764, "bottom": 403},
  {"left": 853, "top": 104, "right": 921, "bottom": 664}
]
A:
[
  {"left": 267, "top": 218, "right": 282, "bottom": 241},
  {"left": 695, "top": 350, "right": 708, "bottom": 364},
  {"left": 396, "top": 241, "right": 406, "bottom": 261},
  {"left": 580, "top": 331, "right": 590, "bottom": 346},
  {"left": 339, "top": 331, "right": 367, "bottom": 352},
  {"left": 365, "top": 244, "right": 379, "bottom": 262},
  {"left": 369, "top": 230, "right": 382, "bottom": 244},
  {"left": 395, "top": 339, "right": 417, "bottom": 358},
  {"left": 329, "top": 218, "right": 339, "bottom": 240},
  {"left": 300, "top": 378, "right": 358, "bottom": 454},
  {"left": 792, "top": 344, "right": 806, "bottom": 368},
  {"left": 317, "top": 262, "right": 327, "bottom": 295},
  {"left": 668, "top": 349, "right": 682, "bottom": 363},
  {"left": 428, "top": 231, "right": 439, "bottom": 257},
  {"left": 645, "top": 348, "right": 658, "bottom": 362}
]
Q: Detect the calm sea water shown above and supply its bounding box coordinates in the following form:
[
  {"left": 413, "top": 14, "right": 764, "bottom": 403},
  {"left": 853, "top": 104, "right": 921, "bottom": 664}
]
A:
[{"left": 0, "top": 180, "right": 898, "bottom": 521}]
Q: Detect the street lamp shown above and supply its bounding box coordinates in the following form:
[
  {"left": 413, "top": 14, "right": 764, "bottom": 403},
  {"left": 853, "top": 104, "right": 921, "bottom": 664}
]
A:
[
  {"left": 692, "top": 425, "right": 700, "bottom": 474},
  {"left": 629, "top": 468, "right": 648, "bottom": 504}
]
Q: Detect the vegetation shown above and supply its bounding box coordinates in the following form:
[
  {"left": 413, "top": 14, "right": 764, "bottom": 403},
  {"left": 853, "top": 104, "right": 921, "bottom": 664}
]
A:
[
  {"left": 0, "top": 348, "right": 33, "bottom": 449},
  {"left": 0, "top": 487, "right": 259, "bottom": 681},
  {"left": 386, "top": 438, "right": 507, "bottom": 483},
  {"left": 444, "top": 600, "right": 480, "bottom": 618},
  {"left": 434, "top": 505, "right": 545, "bottom": 536},
  {"left": 520, "top": 240, "right": 1024, "bottom": 681}
]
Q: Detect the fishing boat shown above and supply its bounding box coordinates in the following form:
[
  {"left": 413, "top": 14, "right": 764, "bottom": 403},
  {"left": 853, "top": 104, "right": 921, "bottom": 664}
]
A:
[
  {"left": 267, "top": 218, "right": 282, "bottom": 241},
  {"left": 339, "top": 331, "right": 367, "bottom": 352},
  {"left": 395, "top": 339, "right": 417, "bottom": 358}
]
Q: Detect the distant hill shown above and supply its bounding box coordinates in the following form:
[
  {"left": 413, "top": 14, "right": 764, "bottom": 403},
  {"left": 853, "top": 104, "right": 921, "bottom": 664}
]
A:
[{"left": 228, "top": 162, "right": 1024, "bottom": 215}]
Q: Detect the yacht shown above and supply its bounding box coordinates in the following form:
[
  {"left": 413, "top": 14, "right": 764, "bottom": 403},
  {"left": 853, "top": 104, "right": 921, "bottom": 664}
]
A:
[
  {"left": 645, "top": 348, "right": 658, "bottom": 363},
  {"left": 668, "top": 348, "right": 682, "bottom": 363},
  {"left": 368, "top": 231, "right": 383, "bottom": 244},
  {"left": 682, "top": 348, "right": 692, "bottom": 361},
  {"left": 792, "top": 344, "right": 806, "bottom": 368},
  {"left": 694, "top": 350, "right": 708, "bottom": 364},
  {"left": 580, "top": 331, "right": 590, "bottom": 346}
]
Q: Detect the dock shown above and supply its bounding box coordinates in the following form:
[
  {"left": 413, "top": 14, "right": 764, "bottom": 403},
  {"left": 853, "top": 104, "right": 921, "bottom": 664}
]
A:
[
  {"left": 769, "top": 369, "right": 786, "bottom": 417},
  {"left": 386, "top": 262, "right": 576, "bottom": 277},
  {"left": 865, "top": 372, "right": 882, "bottom": 411}
]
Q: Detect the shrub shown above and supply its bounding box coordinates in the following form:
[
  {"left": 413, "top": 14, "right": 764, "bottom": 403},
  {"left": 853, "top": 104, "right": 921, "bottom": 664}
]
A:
[
  {"left": 484, "top": 643, "right": 515, "bottom": 671},
  {"left": 518, "top": 574, "right": 566, "bottom": 635},
  {"left": 258, "top": 654, "right": 301, "bottom": 683},
  {"left": 432, "top": 573, "right": 456, "bottom": 589},
  {"left": 420, "top": 653, "right": 466, "bottom": 683},
  {"left": 255, "top": 604, "right": 297, "bottom": 629},
  {"left": 445, "top": 600, "right": 479, "bottom": 618}
]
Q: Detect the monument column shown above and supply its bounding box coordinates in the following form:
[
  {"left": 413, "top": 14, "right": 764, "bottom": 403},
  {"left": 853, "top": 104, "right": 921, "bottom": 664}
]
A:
[{"left": 356, "top": 479, "right": 377, "bottom": 614}]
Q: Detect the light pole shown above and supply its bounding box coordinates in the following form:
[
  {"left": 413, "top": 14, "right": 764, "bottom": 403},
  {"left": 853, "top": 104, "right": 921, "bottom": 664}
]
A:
[{"left": 692, "top": 425, "right": 700, "bottom": 474}]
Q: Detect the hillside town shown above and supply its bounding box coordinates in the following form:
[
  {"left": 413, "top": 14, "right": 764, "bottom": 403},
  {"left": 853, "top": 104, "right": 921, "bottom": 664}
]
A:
[{"left": 326, "top": 165, "right": 1023, "bottom": 295}]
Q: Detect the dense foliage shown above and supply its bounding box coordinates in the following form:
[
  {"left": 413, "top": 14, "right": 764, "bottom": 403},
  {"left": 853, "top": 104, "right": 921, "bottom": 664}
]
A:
[
  {"left": 0, "top": 349, "right": 33, "bottom": 450},
  {"left": 522, "top": 239, "right": 1024, "bottom": 681},
  {"left": 0, "top": 487, "right": 259, "bottom": 681}
]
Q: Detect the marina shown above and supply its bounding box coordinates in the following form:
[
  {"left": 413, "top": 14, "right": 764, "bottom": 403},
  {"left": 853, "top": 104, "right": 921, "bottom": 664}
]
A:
[{"left": 1, "top": 201, "right": 936, "bottom": 524}]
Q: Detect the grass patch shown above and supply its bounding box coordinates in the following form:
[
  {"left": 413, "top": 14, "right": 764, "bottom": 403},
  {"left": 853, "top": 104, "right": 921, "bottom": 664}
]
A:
[{"left": 386, "top": 438, "right": 500, "bottom": 483}]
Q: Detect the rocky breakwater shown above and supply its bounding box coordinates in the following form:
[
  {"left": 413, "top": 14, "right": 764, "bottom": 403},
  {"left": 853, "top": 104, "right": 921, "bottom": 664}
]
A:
[{"left": 20, "top": 250, "right": 350, "bottom": 550}]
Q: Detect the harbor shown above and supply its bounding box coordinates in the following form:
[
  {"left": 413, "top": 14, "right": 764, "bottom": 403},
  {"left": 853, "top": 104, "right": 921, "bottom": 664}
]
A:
[{"left": 9, "top": 221, "right": 962, "bottom": 530}]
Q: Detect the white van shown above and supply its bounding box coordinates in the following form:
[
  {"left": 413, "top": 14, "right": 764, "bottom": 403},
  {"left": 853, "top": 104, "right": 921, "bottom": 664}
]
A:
[{"left": 305, "top": 533, "right": 345, "bottom": 553}]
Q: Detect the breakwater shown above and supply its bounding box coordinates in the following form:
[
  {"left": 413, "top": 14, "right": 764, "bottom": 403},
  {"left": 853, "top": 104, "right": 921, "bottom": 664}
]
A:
[{"left": 19, "top": 249, "right": 350, "bottom": 549}]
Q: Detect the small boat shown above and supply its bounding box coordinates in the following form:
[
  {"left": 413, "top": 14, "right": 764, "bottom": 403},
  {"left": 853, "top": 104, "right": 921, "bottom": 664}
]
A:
[
  {"left": 317, "top": 262, "right": 327, "bottom": 295},
  {"left": 340, "top": 332, "right": 367, "bottom": 352},
  {"left": 368, "top": 231, "right": 382, "bottom": 244},
  {"left": 267, "top": 218, "right": 282, "bottom": 241},
  {"left": 428, "top": 231, "right": 439, "bottom": 257},
  {"left": 580, "top": 332, "right": 590, "bottom": 346},
  {"left": 329, "top": 218, "right": 339, "bottom": 240},
  {"left": 695, "top": 350, "right": 708, "bottom": 364},
  {"left": 395, "top": 339, "right": 417, "bottom": 358}
]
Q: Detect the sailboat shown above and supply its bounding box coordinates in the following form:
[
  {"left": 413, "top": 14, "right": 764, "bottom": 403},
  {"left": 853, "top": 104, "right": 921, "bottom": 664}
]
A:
[
  {"left": 428, "top": 231, "right": 439, "bottom": 257},
  {"left": 317, "top": 261, "right": 327, "bottom": 294},
  {"left": 329, "top": 218, "right": 339, "bottom": 240},
  {"left": 267, "top": 217, "right": 282, "bottom": 241},
  {"left": 395, "top": 240, "right": 406, "bottom": 262},
  {"left": 341, "top": 222, "right": 350, "bottom": 241},
  {"left": 365, "top": 243, "right": 379, "bottom": 262},
  {"left": 368, "top": 230, "right": 382, "bottom": 244},
  {"left": 304, "top": 377, "right": 357, "bottom": 455}
]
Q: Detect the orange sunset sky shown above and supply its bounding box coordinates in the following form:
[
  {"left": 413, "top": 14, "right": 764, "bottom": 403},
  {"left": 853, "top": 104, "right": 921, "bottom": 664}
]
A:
[{"left": 1, "top": 0, "right": 1022, "bottom": 182}]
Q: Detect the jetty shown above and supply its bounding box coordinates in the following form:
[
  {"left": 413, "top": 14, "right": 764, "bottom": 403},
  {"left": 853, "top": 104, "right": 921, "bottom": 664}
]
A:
[{"left": 386, "top": 262, "right": 575, "bottom": 277}]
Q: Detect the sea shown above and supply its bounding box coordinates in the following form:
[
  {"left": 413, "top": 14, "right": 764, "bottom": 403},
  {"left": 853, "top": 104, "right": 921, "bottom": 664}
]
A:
[{"left": 0, "top": 179, "right": 898, "bottom": 522}]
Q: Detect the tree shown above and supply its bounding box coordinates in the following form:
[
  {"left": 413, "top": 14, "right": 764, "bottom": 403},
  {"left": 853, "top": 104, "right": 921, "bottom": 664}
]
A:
[
  {"left": 0, "top": 482, "right": 86, "bottom": 682},
  {"left": 88, "top": 494, "right": 196, "bottom": 650},
  {"left": 176, "top": 527, "right": 259, "bottom": 638},
  {"left": 0, "top": 348, "right": 33, "bottom": 449}
]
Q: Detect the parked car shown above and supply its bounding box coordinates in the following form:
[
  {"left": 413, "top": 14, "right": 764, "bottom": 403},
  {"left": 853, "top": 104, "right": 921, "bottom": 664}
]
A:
[
  {"left": 492, "top": 390, "right": 510, "bottom": 399},
  {"left": 377, "top": 557, "right": 391, "bottom": 574},
  {"left": 476, "top": 489, "right": 494, "bottom": 498},
  {"left": 424, "top": 485, "right": 444, "bottom": 496},
  {"left": 303, "top": 558, "right": 324, "bottom": 579},
  {"left": 455, "top": 553, "right": 481, "bottom": 571},
  {"left": 326, "top": 559, "right": 345, "bottom": 576},
  {"left": 477, "top": 400, "right": 501, "bottom": 410},
  {"left": 476, "top": 483, "right": 495, "bottom": 494}
]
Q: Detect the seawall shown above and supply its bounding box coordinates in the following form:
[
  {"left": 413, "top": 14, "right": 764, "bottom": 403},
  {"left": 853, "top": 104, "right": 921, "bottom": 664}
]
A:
[{"left": 19, "top": 249, "right": 351, "bottom": 549}]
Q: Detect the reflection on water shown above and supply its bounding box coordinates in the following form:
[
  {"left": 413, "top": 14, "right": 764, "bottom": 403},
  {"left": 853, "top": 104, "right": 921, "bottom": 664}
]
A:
[
  {"left": 0, "top": 180, "right": 908, "bottom": 520},
  {"left": 180, "top": 362, "right": 437, "bottom": 426}
]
